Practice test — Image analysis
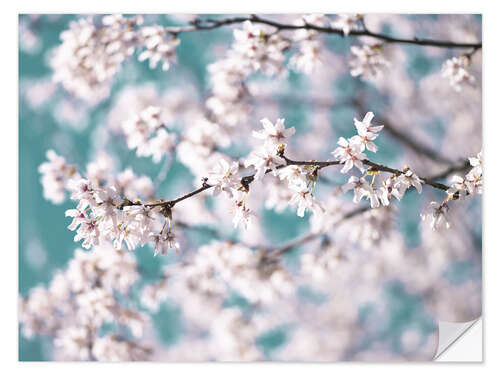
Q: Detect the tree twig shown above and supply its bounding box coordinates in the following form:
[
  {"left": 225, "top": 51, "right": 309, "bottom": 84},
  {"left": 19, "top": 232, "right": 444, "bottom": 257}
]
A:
[
  {"left": 165, "top": 15, "right": 482, "bottom": 50},
  {"left": 121, "top": 153, "right": 463, "bottom": 213}
]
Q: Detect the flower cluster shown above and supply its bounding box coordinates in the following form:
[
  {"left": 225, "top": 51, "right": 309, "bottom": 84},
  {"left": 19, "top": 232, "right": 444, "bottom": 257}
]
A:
[
  {"left": 121, "top": 106, "right": 177, "bottom": 162},
  {"left": 19, "top": 245, "right": 152, "bottom": 361},
  {"left": 442, "top": 55, "right": 476, "bottom": 91},
  {"left": 421, "top": 150, "right": 483, "bottom": 231},
  {"left": 38, "top": 149, "right": 79, "bottom": 203},
  {"left": 349, "top": 43, "right": 390, "bottom": 79},
  {"left": 289, "top": 14, "right": 329, "bottom": 74},
  {"left": 333, "top": 111, "right": 383, "bottom": 173},
  {"left": 65, "top": 178, "right": 178, "bottom": 253},
  {"left": 334, "top": 112, "right": 424, "bottom": 208},
  {"left": 38, "top": 151, "right": 181, "bottom": 254},
  {"left": 51, "top": 14, "right": 179, "bottom": 104},
  {"left": 204, "top": 20, "right": 289, "bottom": 131},
  {"left": 233, "top": 20, "right": 289, "bottom": 76},
  {"left": 206, "top": 158, "right": 256, "bottom": 229},
  {"left": 331, "top": 14, "right": 362, "bottom": 36},
  {"left": 138, "top": 26, "right": 180, "bottom": 70},
  {"left": 447, "top": 150, "right": 483, "bottom": 197},
  {"left": 420, "top": 201, "right": 451, "bottom": 231}
]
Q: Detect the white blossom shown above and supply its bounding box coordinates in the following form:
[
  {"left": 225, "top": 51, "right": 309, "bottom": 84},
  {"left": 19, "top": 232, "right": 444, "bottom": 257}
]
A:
[
  {"left": 50, "top": 15, "right": 142, "bottom": 104},
  {"left": 332, "top": 136, "right": 367, "bottom": 173},
  {"left": 244, "top": 143, "right": 286, "bottom": 180},
  {"left": 351, "top": 111, "right": 384, "bottom": 152},
  {"left": 396, "top": 168, "right": 423, "bottom": 194},
  {"left": 331, "top": 14, "right": 360, "bottom": 36},
  {"left": 349, "top": 44, "right": 389, "bottom": 79},
  {"left": 278, "top": 165, "right": 308, "bottom": 189},
  {"left": 150, "top": 230, "right": 180, "bottom": 256},
  {"left": 421, "top": 201, "right": 451, "bottom": 230},
  {"left": 252, "top": 118, "right": 296, "bottom": 146},
  {"left": 38, "top": 150, "right": 79, "bottom": 204},
  {"left": 442, "top": 55, "right": 475, "bottom": 91},
  {"left": 377, "top": 176, "right": 404, "bottom": 206},
  {"left": 447, "top": 175, "right": 469, "bottom": 198},
  {"left": 138, "top": 26, "right": 180, "bottom": 71},
  {"left": 289, "top": 184, "right": 324, "bottom": 217},
  {"left": 232, "top": 191, "right": 256, "bottom": 229},
  {"left": 342, "top": 176, "right": 379, "bottom": 208},
  {"left": 207, "top": 159, "right": 241, "bottom": 198}
]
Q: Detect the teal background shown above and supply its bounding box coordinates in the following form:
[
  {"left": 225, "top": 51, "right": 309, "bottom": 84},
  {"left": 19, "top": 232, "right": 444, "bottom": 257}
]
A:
[{"left": 19, "top": 14, "right": 481, "bottom": 360}]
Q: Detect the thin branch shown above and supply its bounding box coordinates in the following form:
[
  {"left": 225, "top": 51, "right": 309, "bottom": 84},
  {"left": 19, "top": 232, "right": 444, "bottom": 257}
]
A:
[
  {"left": 267, "top": 206, "right": 371, "bottom": 256},
  {"left": 281, "top": 155, "right": 341, "bottom": 168},
  {"left": 121, "top": 153, "right": 460, "bottom": 214},
  {"left": 166, "top": 15, "right": 482, "bottom": 50},
  {"left": 362, "top": 160, "right": 450, "bottom": 191}
]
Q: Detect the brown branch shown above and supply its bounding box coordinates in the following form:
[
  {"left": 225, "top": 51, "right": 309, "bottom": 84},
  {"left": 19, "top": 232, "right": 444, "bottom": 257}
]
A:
[
  {"left": 166, "top": 15, "right": 482, "bottom": 50},
  {"left": 362, "top": 160, "right": 450, "bottom": 191},
  {"left": 120, "top": 152, "right": 466, "bottom": 213}
]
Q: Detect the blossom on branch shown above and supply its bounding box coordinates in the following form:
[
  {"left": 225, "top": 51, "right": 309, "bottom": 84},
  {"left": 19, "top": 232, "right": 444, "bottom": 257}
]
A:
[
  {"left": 342, "top": 176, "right": 379, "bottom": 208},
  {"left": 207, "top": 159, "right": 241, "bottom": 198},
  {"left": 396, "top": 168, "right": 423, "bottom": 194},
  {"left": 332, "top": 137, "right": 367, "bottom": 173},
  {"left": 252, "top": 118, "right": 296, "bottom": 146},
  {"left": 244, "top": 143, "right": 286, "bottom": 180},
  {"left": 331, "top": 14, "right": 361, "bottom": 36},
  {"left": 349, "top": 44, "right": 389, "bottom": 79},
  {"left": 421, "top": 201, "right": 451, "bottom": 230},
  {"left": 233, "top": 21, "right": 289, "bottom": 76},
  {"left": 289, "top": 14, "right": 328, "bottom": 74},
  {"left": 352, "top": 111, "right": 384, "bottom": 152},
  {"left": 442, "top": 55, "right": 476, "bottom": 91},
  {"left": 289, "top": 184, "right": 324, "bottom": 217},
  {"left": 138, "top": 26, "right": 180, "bottom": 71}
]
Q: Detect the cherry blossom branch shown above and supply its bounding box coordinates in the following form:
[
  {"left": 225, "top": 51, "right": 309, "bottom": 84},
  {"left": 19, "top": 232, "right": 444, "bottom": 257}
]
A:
[
  {"left": 281, "top": 154, "right": 451, "bottom": 191},
  {"left": 280, "top": 155, "right": 341, "bottom": 169},
  {"left": 166, "top": 15, "right": 482, "bottom": 50},
  {"left": 361, "top": 160, "right": 450, "bottom": 191},
  {"left": 121, "top": 153, "right": 453, "bottom": 214}
]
